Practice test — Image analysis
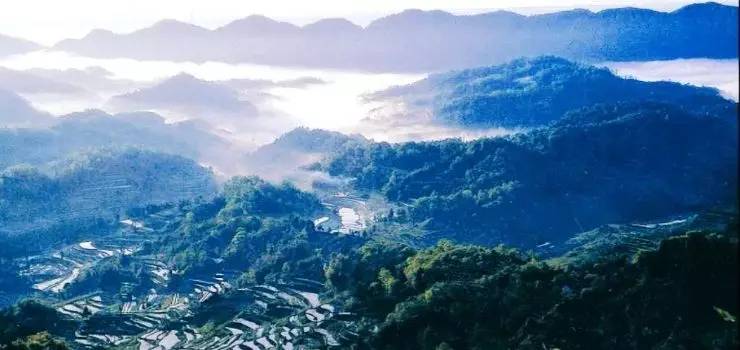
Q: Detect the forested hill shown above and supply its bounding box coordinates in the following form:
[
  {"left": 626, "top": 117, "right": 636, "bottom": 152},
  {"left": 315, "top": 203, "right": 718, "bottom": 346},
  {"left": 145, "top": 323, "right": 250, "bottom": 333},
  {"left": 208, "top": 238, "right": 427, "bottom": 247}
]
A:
[
  {"left": 0, "top": 109, "right": 229, "bottom": 172},
  {"left": 367, "top": 56, "right": 733, "bottom": 127},
  {"left": 0, "top": 149, "right": 216, "bottom": 252},
  {"left": 246, "top": 127, "right": 368, "bottom": 166},
  {"left": 324, "top": 102, "right": 738, "bottom": 247},
  {"left": 143, "top": 176, "right": 359, "bottom": 282},
  {"left": 326, "top": 224, "right": 738, "bottom": 349}
]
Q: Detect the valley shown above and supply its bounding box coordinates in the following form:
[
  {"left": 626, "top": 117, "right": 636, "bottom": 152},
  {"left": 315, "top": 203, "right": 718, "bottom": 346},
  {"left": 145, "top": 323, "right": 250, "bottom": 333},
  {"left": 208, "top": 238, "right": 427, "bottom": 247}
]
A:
[
  {"left": 9, "top": 179, "right": 735, "bottom": 349},
  {"left": 9, "top": 191, "right": 368, "bottom": 349},
  {"left": 0, "top": 3, "right": 737, "bottom": 349}
]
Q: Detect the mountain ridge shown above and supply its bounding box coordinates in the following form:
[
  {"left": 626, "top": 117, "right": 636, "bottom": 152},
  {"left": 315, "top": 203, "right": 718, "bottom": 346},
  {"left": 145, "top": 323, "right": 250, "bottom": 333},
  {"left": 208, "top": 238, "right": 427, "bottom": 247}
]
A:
[
  {"left": 51, "top": 2, "right": 738, "bottom": 71},
  {"left": 364, "top": 56, "right": 734, "bottom": 128}
]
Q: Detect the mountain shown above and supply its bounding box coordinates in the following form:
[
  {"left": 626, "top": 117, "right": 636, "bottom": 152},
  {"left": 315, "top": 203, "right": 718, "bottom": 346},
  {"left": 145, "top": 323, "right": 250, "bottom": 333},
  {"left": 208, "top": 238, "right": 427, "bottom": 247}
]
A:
[
  {"left": 0, "top": 67, "right": 86, "bottom": 95},
  {"left": 302, "top": 18, "right": 363, "bottom": 36},
  {"left": 133, "top": 19, "right": 210, "bottom": 38},
  {"left": 109, "top": 73, "right": 258, "bottom": 117},
  {"left": 0, "top": 109, "right": 226, "bottom": 169},
  {"left": 0, "top": 89, "right": 55, "bottom": 128},
  {"left": 55, "top": 20, "right": 211, "bottom": 61},
  {"left": 25, "top": 66, "right": 137, "bottom": 93},
  {"left": 366, "top": 56, "right": 733, "bottom": 128},
  {"left": 324, "top": 102, "right": 738, "bottom": 247},
  {"left": 0, "top": 127, "right": 735, "bottom": 349},
  {"left": 215, "top": 15, "right": 300, "bottom": 37},
  {"left": 251, "top": 127, "right": 368, "bottom": 158},
  {"left": 0, "top": 149, "right": 216, "bottom": 246},
  {"left": 0, "top": 4, "right": 737, "bottom": 348},
  {"left": 53, "top": 3, "right": 738, "bottom": 71},
  {"left": 0, "top": 33, "right": 41, "bottom": 56},
  {"left": 244, "top": 127, "right": 369, "bottom": 186}
]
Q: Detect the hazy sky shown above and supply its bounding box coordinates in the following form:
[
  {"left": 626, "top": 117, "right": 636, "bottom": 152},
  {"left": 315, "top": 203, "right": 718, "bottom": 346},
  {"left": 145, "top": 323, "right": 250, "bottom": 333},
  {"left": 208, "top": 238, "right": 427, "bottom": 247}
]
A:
[{"left": 0, "top": 0, "right": 736, "bottom": 45}]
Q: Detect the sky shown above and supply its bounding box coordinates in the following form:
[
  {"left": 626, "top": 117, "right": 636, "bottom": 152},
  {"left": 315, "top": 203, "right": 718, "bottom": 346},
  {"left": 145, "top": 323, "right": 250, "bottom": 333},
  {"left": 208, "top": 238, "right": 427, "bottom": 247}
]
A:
[{"left": 0, "top": 0, "right": 736, "bottom": 45}]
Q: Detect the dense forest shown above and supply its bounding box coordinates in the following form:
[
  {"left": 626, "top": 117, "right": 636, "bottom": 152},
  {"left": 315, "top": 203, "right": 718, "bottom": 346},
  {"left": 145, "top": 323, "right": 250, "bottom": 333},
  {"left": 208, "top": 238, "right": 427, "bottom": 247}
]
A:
[
  {"left": 149, "top": 176, "right": 357, "bottom": 282},
  {"left": 326, "top": 224, "right": 738, "bottom": 349},
  {"left": 0, "top": 149, "right": 215, "bottom": 259},
  {"left": 368, "top": 56, "right": 733, "bottom": 127},
  {"left": 324, "top": 102, "right": 737, "bottom": 247}
]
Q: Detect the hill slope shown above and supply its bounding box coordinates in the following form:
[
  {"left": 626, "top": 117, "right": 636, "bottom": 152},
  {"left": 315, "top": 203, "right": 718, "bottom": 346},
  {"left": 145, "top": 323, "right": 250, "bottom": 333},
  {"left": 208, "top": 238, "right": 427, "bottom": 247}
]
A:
[
  {"left": 325, "top": 102, "right": 738, "bottom": 247},
  {"left": 366, "top": 56, "right": 733, "bottom": 128},
  {"left": 0, "top": 149, "right": 216, "bottom": 247}
]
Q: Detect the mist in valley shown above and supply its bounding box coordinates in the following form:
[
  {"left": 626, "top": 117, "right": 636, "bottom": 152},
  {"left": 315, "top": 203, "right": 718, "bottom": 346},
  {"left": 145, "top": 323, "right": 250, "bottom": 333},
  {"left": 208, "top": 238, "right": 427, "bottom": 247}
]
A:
[
  {"left": 0, "top": 47, "right": 736, "bottom": 183},
  {"left": 0, "top": 4, "right": 738, "bottom": 348}
]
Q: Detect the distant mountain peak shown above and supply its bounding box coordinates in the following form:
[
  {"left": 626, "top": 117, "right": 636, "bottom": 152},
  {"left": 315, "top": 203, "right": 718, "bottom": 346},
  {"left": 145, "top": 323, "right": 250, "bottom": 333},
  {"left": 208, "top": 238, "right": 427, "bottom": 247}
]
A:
[
  {"left": 58, "top": 29, "right": 116, "bottom": 45},
  {"left": 302, "top": 18, "right": 362, "bottom": 33},
  {"left": 397, "top": 8, "right": 454, "bottom": 16},
  {"left": 110, "top": 72, "right": 257, "bottom": 116},
  {"left": 674, "top": 1, "right": 737, "bottom": 14},
  {"left": 133, "top": 19, "right": 209, "bottom": 36},
  {"left": 60, "top": 108, "right": 112, "bottom": 120},
  {"left": 48, "top": 4, "right": 739, "bottom": 71},
  {"left": 368, "top": 8, "right": 456, "bottom": 28},
  {"left": 217, "top": 15, "right": 299, "bottom": 35},
  {"left": 596, "top": 6, "right": 664, "bottom": 18},
  {"left": 531, "top": 8, "right": 594, "bottom": 19},
  {"left": 166, "top": 72, "right": 201, "bottom": 82},
  {"left": 472, "top": 9, "right": 527, "bottom": 19},
  {"left": 152, "top": 18, "right": 192, "bottom": 26},
  {"left": 124, "top": 72, "right": 220, "bottom": 95}
]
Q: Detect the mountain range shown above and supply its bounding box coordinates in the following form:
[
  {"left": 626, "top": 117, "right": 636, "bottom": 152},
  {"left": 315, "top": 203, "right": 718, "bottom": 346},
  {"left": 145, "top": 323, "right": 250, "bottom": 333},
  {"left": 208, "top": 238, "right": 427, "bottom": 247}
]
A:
[
  {"left": 0, "top": 9, "right": 737, "bottom": 345},
  {"left": 1, "top": 97, "right": 734, "bottom": 347},
  {"left": 49, "top": 3, "right": 738, "bottom": 71}
]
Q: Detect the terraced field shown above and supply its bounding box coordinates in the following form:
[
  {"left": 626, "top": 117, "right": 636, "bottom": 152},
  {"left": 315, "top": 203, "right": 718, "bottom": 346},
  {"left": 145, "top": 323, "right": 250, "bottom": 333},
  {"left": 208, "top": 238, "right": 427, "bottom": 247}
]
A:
[
  {"left": 546, "top": 212, "right": 736, "bottom": 265},
  {"left": 14, "top": 204, "right": 360, "bottom": 349},
  {"left": 21, "top": 216, "right": 164, "bottom": 294},
  {"left": 316, "top": 192, "right": 382, "bottom": 234},
  {"left": 171, "top": 284, "right": 348, "bottom": 349},
  {"left": 69, "top": 274, "right": 356, "bottom": 349}
]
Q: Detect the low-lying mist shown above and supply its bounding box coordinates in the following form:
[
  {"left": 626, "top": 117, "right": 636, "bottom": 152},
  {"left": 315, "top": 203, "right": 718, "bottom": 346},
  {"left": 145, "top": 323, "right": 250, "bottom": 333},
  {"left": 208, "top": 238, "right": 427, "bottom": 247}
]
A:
[
  {"left": 602, "top": 59, "right": 739, "bottom": 101},
  {"left": 1, "top": 51, "right": 737, "bottom": 184}
]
